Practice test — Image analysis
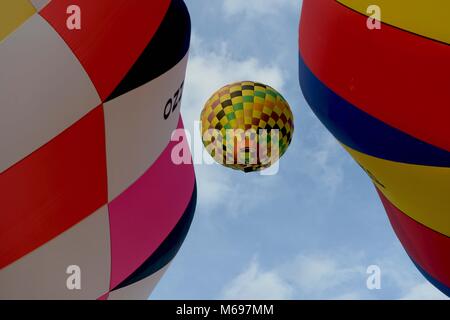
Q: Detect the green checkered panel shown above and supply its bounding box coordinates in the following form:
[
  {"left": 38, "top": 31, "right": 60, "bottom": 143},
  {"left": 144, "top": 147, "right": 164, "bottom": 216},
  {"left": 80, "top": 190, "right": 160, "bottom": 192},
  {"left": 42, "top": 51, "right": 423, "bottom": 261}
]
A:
[{"left": 201, "top": 81, "right": 294, "bottom": 172}]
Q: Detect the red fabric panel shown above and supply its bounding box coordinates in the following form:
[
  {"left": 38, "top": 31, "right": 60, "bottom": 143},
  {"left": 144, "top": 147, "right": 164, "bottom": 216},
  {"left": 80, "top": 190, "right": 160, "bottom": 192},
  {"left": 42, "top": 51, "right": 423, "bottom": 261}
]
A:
[
  {"left": 40, "top": 0, "right": 171, "bottom": 100},
  {"left": 378, "top": 188, "right": 450, "bottom": 288},
  {"left": 299, "top": 0, "right": 450, "bottom": 152},
  {"left": 0, "top": 106, "right": 108, "bottom": 268}
]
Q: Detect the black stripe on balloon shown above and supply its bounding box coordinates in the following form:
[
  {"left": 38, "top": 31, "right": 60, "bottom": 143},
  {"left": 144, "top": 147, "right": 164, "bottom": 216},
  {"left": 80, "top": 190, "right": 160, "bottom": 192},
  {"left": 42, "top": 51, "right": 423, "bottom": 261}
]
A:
[
  {"left": 105, "top": 0, "right": 191, "bottom": 102},
  {"left": 112, "top": 183, "right": 197, "bottom": 291}
]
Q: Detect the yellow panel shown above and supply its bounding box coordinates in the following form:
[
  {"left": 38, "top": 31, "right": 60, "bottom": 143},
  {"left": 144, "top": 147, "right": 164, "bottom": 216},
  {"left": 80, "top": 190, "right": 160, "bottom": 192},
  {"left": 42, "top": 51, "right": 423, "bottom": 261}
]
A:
[
  {"left": 0, "top": 0, "right": 36, "bottom": 42},
  {"left": 343, "top": 144, "right": 450, "bottom": 237},
  {"left": 337, "top": 0, "right": 450, "bottom": 44}
]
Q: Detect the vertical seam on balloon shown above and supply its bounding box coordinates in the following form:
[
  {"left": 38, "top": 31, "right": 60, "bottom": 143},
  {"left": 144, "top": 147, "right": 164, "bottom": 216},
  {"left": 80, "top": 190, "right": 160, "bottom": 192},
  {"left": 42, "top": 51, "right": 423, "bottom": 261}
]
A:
[{"left": 37, "top": 10, "right": 103, "bottom": 102}]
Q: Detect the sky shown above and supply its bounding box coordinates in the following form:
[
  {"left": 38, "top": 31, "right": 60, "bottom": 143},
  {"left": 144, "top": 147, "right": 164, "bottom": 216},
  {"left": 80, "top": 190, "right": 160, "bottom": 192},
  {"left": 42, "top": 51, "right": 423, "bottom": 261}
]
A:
[{"left": 152, "top": 0, "right": 449, "bottom": 300}]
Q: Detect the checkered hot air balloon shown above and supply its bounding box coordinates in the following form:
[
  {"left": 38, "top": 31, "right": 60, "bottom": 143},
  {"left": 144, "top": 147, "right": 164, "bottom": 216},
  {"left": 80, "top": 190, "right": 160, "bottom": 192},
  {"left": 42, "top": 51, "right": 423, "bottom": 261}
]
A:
[
  {"left": 0, "top": 0, "right": 196, "bottom": 299},
  {"left": 299, "top": 0, "right": 450, "bottom": 296},
  {"left": 201, "top": 81, "right": 294, "bottom": 172}
]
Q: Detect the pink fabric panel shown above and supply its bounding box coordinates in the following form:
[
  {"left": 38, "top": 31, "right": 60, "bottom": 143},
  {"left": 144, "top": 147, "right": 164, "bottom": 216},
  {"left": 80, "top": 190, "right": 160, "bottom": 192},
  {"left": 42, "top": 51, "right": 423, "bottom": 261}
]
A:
[
  {"left": 107, "top": 118, "right": 195, "bottom": 289},
  {"left": 97, "top": 292, "right": 109, "bottom": 300}
]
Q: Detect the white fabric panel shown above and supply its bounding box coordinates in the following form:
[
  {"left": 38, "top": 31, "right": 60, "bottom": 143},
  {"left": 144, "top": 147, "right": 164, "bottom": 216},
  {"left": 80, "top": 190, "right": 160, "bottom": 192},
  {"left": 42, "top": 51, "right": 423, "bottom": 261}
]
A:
[
  {"left": 107, "top": 263, "right": 170, "bottom": 300},
  {"left": 104, "top": 53, "right": 189, "bottom": 201},
  {"left": 0, "top": 206, "right": 111, "bottom": 300},
  {"left": 30, "top": 0, "right": 50, "bottom": 10},
  {"left": 0, "top": 14, "right": 101, "bottom": 173}
]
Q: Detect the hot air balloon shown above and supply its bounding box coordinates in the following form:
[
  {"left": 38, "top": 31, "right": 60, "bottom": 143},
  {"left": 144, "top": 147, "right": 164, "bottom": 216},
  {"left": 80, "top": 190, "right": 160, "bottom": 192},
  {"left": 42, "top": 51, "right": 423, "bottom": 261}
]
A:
[
  {"left": 0, "top": 0, "right": 196, "bottom": 299},
  {"left": 299, "top": 0, "right": 450, "bottom": 296},
  {"left": 200, "top": 81, "right": 294, "bottom": 172}
]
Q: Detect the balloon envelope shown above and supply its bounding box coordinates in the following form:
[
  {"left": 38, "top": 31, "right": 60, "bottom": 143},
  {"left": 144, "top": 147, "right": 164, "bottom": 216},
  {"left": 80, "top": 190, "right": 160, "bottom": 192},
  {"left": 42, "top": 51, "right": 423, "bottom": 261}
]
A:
[
  {"left": 0, "top": 0, "right": 196, "bottom": 299},
  {"left": 299, "top": 0, "right": 450, "bottom": 296},
  {"left": 201, "top": 81, "right": 294, "bottom": 172}
]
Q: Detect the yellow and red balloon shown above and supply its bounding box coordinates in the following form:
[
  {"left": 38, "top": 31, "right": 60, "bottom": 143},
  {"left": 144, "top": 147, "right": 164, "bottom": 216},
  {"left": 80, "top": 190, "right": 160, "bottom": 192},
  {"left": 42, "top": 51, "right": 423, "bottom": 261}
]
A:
[{"left": 299, "top": 0, "right": 450, "bottom": 296}]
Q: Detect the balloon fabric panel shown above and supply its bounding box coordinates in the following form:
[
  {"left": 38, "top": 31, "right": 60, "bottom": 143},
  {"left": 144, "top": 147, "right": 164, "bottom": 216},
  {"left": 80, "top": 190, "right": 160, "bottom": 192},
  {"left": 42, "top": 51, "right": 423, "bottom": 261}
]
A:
[
  {"left": 299, "top": 0, "right": 450, "bottom": 297},
  {"left": 0, "top": 0, "right": 196, "bottom": 299}
]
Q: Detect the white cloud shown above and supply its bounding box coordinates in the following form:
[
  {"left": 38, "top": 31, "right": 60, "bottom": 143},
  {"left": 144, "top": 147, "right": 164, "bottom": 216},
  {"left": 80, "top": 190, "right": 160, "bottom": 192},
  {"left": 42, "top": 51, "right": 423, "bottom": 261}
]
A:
[
  {"left": 182, "top": 33, "right": 285, "bottom": 129},
  {"left": 223, "top": 0, "right": 300, "bottom": 17},
  {"left": 294, "top": 124, "right": 348, "bottom": 196},
  {"left": 333, "top": 292, "right": 364, "bottom": 300},
  {"left": 182, "top": 32, "right": 285, "bottom": 144},
  {"left": 281, "top": 254, "right": 365, "bottom": 295},
  {"left": 222, "top": 257, "right": 294, "bottom": 300},
  {"left": 220, "top": 249, "right": 450, "bottom": 300},
  {"left": 221, "top": 253, "right": 366, "bottom": 300},
  {"left": 374, "top": 245, "right": 449, "bottom": 300},
  {"left": 194, "top": 164, "right": 233, "bottom": 212},
  {"left": 401, "top": 282, "right": 449, "bottom": 300}
]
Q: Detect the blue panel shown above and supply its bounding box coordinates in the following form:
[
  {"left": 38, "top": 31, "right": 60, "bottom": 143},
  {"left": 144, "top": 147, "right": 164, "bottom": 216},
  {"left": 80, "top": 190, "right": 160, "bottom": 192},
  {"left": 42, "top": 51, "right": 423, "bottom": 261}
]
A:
[{"left": 412, "top": 259, "right": 450, "bottom": 297}]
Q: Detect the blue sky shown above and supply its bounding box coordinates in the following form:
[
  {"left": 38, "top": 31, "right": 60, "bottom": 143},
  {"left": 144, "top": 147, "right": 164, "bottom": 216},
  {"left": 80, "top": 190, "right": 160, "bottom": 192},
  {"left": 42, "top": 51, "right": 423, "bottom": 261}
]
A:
[{"left": 152, "top": 0, "right": 448, "bottom": 300}]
